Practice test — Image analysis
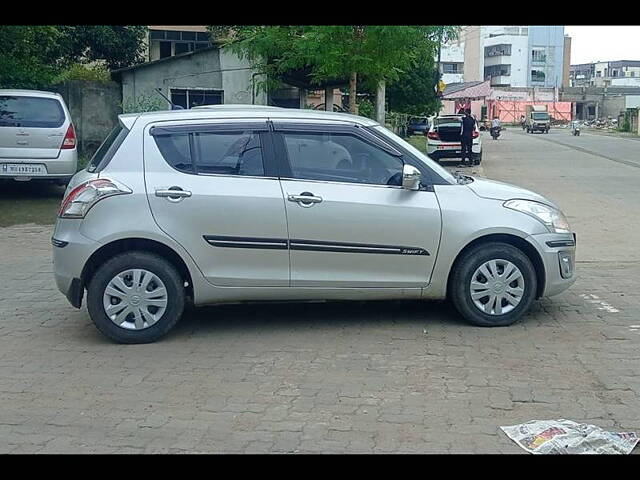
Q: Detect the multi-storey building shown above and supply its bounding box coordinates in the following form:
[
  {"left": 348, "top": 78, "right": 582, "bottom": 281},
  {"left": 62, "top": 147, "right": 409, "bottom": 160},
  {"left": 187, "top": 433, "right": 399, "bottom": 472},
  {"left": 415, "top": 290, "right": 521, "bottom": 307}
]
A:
[
  {"left": 459, "top": 26, "right": 569, "bottom": 88},
  {"left": 570, "top": 60, "right": 640, "bottom": 87}
]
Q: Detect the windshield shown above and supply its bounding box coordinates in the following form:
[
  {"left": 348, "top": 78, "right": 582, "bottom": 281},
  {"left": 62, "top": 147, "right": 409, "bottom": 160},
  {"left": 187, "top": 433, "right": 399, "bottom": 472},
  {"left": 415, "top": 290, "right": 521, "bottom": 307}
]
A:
[
  {"left": 371, "top": 125, "right": 456, "bottom": 184},
  {"left": 0, "top": 96, "right": 65, "bottom": 128},
  {"left": 532, "top": 112, "right": 549, "bottom": 120}
]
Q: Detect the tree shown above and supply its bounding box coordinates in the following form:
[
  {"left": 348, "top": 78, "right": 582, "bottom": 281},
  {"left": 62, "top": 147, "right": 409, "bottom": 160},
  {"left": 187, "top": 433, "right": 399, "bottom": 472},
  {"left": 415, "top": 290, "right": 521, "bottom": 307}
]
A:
[
  {"left": 0, "top": 25, "right": 147, "bottom": 88},
  {"left": 386, "top": 56, "right": 441, "bottom": 117},
  {"left": 57, "top": 26, "right": 148, "bottom": 70},
  {"left": 0, "top": 26, "right": 64, "bottom": 88},
  {"left": 209, "top": 25, "right": 457, "bottom": 114}
]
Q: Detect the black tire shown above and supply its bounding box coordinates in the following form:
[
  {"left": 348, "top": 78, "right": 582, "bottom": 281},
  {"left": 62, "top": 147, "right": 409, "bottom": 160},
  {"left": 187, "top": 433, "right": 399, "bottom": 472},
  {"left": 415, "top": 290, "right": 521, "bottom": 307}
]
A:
[
  {"left": 473, "top": 152, "right": 482, "bottom": 165},
  {"left": 449, "top": 242, "right": 537, "bottom": 327},
  {"left": 86, "top": 251, "right": 185, "bottom": 344}
]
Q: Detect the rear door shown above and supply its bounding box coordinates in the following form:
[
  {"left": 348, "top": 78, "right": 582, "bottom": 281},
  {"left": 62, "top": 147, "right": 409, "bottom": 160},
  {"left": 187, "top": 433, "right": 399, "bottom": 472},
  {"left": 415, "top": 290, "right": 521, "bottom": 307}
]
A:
[
  {"left": 144, "top": 120, "right": 290, "bottom": 287},
  {"left": 0, "top": 95, "right": 69, "bottom": 159}
]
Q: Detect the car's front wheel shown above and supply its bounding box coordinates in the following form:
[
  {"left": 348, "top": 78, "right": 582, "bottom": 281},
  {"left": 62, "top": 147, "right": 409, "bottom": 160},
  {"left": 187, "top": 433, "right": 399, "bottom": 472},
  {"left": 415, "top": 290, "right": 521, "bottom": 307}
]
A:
[
  {"left": 449, "top": 242, "right": 537, "bottom": 327},
  {"left": 86, "top": 252, "right": 185, "bottom": 343}
]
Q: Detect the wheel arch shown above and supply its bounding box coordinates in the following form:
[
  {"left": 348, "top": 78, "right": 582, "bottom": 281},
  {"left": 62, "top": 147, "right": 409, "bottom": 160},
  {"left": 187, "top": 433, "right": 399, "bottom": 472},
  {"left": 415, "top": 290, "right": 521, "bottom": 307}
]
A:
[
  {"left": 81, "top": 237, "right": 194, "bottom": 301},
  {"left": 446, "top": 233, "right": 546, "bottom": 300}
]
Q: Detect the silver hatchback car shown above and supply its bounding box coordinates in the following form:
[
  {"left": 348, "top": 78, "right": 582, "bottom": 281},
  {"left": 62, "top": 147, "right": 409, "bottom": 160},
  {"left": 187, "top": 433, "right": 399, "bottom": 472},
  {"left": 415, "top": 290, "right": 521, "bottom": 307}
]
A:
[
  {"left": 0, "top": 90, "right": 77, "bottom": 184},
  {"left": 52, "top": 106, "right": 576, "bottom": 343}
]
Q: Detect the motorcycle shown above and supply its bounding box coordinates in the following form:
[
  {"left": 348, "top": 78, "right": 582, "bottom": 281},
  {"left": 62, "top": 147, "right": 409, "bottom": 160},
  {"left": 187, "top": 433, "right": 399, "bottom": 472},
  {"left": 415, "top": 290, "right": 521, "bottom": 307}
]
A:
[
  {"left": 571, "top": 122, "right": 581, "bottom": 136},
  {"left": 490, "top": 126, "right": 501, "bottom": 140}
]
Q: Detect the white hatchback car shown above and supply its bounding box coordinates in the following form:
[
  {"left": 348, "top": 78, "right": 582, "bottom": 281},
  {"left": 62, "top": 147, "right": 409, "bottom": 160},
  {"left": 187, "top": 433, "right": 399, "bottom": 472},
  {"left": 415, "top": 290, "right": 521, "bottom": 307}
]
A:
[
  {"left": 0, "top": 90, "right": 77, "bottom": 184},
  {"left": 426, "top": 114, "right": 482, "bottom": 164},
  {"left": 52, "top": 106, "right": 576, "bottom": 343}
]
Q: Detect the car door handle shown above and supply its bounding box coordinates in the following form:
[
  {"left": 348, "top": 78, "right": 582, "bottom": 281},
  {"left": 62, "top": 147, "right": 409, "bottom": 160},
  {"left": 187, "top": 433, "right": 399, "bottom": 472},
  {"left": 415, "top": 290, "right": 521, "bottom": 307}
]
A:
[
  {"left": 155, "top": 187, "right": 192, "bottom": 202},
  {"left": 287, "top": 192, "right": 323, "bottom": 207}
]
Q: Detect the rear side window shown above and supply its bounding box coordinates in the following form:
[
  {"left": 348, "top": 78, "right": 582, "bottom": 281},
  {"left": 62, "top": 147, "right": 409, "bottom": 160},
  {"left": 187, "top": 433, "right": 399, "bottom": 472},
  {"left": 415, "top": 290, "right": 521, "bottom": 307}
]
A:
[
  {"left": 0, "top": 96, "right": 66, "bottom": 128},
  {"left": 87, "top": 124, "right": 130, "bottom": 173},
  {"left": 154, "top": 130, "right": 265, "bottom": 177}
]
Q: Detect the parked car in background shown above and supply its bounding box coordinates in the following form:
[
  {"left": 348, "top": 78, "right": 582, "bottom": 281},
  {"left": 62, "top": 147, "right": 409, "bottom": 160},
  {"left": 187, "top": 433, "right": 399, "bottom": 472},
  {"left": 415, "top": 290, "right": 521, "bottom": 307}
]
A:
[
  {"left": 0, "top": 90, "right": 77, "bottom": 185},
  {"left": 426, "top": 114, "right": 482, "bottom": 164},
  {"left": 407, "top": 118, "right": 430, "bottom": 136},
  {"left": 52, "top": 106, "right": 575, "bottom": 343}
]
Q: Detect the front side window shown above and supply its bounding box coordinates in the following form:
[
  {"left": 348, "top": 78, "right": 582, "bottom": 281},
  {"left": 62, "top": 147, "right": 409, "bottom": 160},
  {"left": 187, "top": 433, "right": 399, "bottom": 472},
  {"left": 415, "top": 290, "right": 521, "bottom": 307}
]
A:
[
  {"left": 153, "top": 129, "right": 264, "bottom": 177},
  {"left": 282, "top": 132, "right": 403, "bottom": 186}
]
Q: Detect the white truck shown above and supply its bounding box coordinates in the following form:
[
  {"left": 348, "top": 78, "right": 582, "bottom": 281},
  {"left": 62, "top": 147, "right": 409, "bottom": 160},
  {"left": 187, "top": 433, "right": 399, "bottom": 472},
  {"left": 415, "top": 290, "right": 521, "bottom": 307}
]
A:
[{"left": 525, "top": 105, "right": 550, "bottom": 134}]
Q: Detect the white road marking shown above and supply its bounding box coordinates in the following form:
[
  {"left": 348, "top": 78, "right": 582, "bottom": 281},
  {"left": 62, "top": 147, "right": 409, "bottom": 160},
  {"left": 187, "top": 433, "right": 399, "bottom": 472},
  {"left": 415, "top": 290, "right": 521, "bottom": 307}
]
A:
[{"left": 579, "top": 293, "right": 620, "bottom": 313}]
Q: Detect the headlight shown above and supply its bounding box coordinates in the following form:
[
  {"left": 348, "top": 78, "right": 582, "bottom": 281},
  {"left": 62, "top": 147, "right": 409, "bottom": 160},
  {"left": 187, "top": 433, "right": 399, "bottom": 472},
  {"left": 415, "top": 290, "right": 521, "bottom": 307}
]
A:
[{"left": 503, "top": 199, "right": 571, "bottom": 233}]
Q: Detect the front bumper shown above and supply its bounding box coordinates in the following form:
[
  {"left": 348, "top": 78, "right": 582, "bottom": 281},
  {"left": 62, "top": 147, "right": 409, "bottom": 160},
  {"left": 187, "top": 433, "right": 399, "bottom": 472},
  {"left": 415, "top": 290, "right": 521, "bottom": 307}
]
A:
[{"left": 528, "top": 232, "right": 577, "bottom": 297}]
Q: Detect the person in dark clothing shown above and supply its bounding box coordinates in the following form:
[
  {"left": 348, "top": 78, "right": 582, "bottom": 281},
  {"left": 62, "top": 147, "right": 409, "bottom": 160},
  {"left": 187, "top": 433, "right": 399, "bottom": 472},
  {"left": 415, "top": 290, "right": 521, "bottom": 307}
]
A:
[{"left": 459, "top": 108, "right": 476, "bottom": 167}]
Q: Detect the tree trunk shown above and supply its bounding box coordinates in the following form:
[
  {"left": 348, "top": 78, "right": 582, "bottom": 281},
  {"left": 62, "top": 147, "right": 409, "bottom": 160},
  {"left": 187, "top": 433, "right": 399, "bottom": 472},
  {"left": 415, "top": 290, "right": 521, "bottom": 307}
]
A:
[
  {"left": 349, "top": 71, "right": 358, "bottom": 114},
  {"left": 375, "top": 80, "right": 386, "bottom": 124}
]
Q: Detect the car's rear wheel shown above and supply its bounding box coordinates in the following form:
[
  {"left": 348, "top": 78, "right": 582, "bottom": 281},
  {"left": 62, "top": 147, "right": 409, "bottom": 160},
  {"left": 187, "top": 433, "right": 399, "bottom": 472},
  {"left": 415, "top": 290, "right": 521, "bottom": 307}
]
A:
[
  {"left": 449, "top": 242, "right": 537, "bottom": 327},
  {"left": 87, "top": 251, "right": 185, "bottom": 343}
]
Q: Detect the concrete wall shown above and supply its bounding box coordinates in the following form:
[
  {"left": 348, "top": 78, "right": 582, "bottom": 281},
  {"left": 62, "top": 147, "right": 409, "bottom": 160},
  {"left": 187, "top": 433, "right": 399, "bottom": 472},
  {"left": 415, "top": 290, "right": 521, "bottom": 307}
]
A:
[
  {"left": 120, "top": 47, "right": 266, "bottom": 109},
  {"left": 50, "top": 80, "right": 122, "bottom": 158}
]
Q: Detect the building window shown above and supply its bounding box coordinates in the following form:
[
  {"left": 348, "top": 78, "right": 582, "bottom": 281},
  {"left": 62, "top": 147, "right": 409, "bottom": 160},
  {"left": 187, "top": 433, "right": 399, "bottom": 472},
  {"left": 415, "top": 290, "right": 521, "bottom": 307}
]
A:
[
  {"left": 484, "top": 64, "right": 511, "bottom": 78},
  {"left": 632, "top": 72, "right": 636, "bottom": 77},
  {"left": 170, "top": 89, "right": 224, "bottom": 109},
  {"left": 531, "top": 49, "right": 546, "bottom": 63},
  {"left": 159, "top": 41, "right": 172, "bottom": 59},
  {"left": 442, "top": 62, "right": 463, "bottom": 74},
  {"left": 531, "top": 70, "right": 546, "bottom": 83},
  {"left": 484, "top": 44, "right": 511, "bottom": 57},
  {"left": 149, "top": 29, "right": 212, "bottom": 61}
]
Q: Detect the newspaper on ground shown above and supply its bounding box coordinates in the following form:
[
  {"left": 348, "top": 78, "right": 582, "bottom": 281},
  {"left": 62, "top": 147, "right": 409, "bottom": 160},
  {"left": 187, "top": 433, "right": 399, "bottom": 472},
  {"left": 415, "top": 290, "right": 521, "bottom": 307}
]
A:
[{"left": 500, "top": 419, "right": 639, "bottom": 454}]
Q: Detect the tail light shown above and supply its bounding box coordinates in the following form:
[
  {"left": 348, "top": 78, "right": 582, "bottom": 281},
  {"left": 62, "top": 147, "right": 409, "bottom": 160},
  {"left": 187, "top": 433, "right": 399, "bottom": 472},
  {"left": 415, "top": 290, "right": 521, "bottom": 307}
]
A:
[
  {"left": 427, "top": 131, "right": 439, "bottom": 140},
  {"left": 58, "top": 178, "right": 131, "bottom": 219},
  {"left": 61, "top": 124, "right": 77, "bottom": 149},
  {"left": 472, "top": 130, "right": 479, "bottom": 139}
]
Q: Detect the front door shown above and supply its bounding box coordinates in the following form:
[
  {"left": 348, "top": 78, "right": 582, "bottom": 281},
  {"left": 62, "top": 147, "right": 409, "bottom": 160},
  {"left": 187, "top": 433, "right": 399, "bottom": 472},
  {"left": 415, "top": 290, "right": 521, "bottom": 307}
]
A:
[
  {"left": 274, "top": 125, "right": 441, "bottom": 288},
  {"left": 144, "top": 120, "right": 289, "bottom": 287}
]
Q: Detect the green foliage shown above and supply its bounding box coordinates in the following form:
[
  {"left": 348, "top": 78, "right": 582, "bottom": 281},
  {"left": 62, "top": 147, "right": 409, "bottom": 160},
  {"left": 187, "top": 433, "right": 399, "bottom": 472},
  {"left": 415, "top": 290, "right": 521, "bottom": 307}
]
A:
[
  {"left": 0, "top": 26, "right": 64, "bottom": 88},
  {"left": 619, "top": 111, "right": 631, "bottom": 132},
  {"left": 0, "top": 25, "right": 147, "bottom": 88},
  {"left": 121, "top": 91, "right": 166, "bottom": 114},
  {"left": 53, "top": 63, "right": 112, "bottom": 84},
  {"left": 57, "top": 26, "right": 148, "bottom": 70},
  {"left": 357, "top": 98, "right": 376, "bottom": 119},
  {"left": 209, "top": 25, "right": 457, "bottom": 97},
  {"left": 386, "top": 57, "right": 441, "bottom": 116}
]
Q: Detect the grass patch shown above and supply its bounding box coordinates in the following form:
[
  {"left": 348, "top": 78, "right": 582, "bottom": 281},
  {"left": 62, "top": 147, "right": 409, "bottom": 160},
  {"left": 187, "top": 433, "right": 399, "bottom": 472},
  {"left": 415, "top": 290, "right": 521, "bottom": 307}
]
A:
[{"left": 406, "top": 135, "right": 427, "bottom": 153}]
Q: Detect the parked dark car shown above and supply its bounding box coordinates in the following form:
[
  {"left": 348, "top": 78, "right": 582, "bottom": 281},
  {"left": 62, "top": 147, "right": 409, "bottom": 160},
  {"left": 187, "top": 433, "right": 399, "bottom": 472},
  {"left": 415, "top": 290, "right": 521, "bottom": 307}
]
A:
[{"left": 407, "top": 118, "right": 430, "bottom": 136}]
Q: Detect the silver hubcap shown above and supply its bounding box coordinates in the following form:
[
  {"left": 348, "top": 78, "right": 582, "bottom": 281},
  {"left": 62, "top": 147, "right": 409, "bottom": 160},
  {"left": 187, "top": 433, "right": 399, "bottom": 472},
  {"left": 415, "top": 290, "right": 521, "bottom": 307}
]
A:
[
  {"left": 103, "top": 269, "right": 168, "bottom": 330},
  {"left": 470, "top": 259, "right": 525, "bottom": 316}
]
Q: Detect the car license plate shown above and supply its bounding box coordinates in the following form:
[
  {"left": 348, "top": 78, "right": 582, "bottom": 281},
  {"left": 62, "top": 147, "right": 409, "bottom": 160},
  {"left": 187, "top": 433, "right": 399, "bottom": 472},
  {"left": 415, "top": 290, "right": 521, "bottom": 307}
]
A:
[
  {"left": 437, "top": 145, "right": 460, "bottom": 150},
  {"left": 1, "top": 164, "right": 47, "bottom": 175}
]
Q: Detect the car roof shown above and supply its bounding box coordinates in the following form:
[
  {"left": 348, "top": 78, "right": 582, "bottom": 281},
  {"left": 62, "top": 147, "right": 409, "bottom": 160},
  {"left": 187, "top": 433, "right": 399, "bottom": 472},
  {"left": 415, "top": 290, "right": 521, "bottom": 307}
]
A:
[
  {"left": 0, "top": 89, "right": 62, "bottom": 98},
  {"left": 118, "top": 107, "right": 380, "bottom": 130}
]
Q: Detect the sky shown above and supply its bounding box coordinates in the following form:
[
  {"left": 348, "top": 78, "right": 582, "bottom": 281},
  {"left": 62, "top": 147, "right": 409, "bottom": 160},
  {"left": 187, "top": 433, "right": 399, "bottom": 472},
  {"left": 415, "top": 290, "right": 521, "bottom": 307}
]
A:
[{"left": 564, "top": 26, "right": 640, "bottom": 64}]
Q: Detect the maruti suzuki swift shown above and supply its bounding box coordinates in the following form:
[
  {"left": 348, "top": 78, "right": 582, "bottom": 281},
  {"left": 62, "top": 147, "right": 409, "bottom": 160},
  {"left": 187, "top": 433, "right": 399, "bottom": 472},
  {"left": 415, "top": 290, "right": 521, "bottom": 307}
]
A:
[{"left": 52, "top": 106, "right": 576, "bottom": 343}]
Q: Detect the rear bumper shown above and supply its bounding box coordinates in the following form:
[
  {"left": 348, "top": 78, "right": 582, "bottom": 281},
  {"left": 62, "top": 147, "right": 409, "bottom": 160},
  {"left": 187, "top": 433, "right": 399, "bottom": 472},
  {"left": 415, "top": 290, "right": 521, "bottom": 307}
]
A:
[
  {"left": 0, "top": 150, "right": 78, "bottom": 180},
  {"left": 52, "top": 219, "right": 97, "bottom": 308},
  {"left": 427, "top": 144, "right": 481, "bottom": 159}
]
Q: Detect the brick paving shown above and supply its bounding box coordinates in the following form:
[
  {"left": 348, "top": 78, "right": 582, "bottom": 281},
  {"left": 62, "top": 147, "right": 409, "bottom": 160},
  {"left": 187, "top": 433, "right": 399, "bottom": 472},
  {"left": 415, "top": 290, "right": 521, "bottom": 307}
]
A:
[{"left": 1, "top": 130, "right": 639, "bottom": 453}]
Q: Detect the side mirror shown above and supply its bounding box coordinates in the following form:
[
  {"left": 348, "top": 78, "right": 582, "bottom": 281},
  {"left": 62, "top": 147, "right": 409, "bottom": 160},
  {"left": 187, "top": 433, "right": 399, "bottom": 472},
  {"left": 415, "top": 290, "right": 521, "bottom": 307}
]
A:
[{"left": 402, "top": 164, "right": 421, "bottom": 191}]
